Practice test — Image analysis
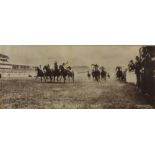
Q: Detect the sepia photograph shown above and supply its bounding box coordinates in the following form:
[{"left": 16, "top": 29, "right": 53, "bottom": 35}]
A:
[
  {"left": 0, "top": 45, "right": 154, "bottom": 109},
  {"left": 1, "top": 1, "right": 155, "bottom": 155}
]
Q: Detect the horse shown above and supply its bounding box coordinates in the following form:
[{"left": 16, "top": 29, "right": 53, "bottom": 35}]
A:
[
  {"left": 116, "top": 67, "right": 123, "bottom": 81},
  {"left": 35, "top": 67, "right": 46, "bottom": 82},
  {"left": 116, "top": 67, "right": 127, "bottom": 82},
  {"left": 100, "top": 69, "right": 107, "bottom": 80},
  {"left": 59, "top": 65, "right": 68, "bottom": 83},
  {"left": 92, "top": 71, "right": 95, "bottom": 80},
  {"left": 92, "top": 70, "right": 100, "bottom": 81},
  {"left": 43, "top": 65, "right": 53, "bottom": 82},
  {"left": 122, "top": 69, "right": 127, "bottom": 82},
  {"left": 66, "top": 66, "right": 74, "bottom": 82},
  {"left": 52, "top": 67, "right": 61, "bottom": 82},
  {"left": 116, "top": 70, "right": 123, "bottom": 81}
]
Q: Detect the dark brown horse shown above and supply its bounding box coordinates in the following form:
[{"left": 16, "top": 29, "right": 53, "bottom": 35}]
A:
[
  {"left": 91, "top": 64, "right": 100, "bottom": 81},
  {"left": 43, "top": 65, "right": 53, "bottom": 82},
  {"left": 100, "top": 67, "right": 107, "bottom": 80},
  {"left": 35, "top": 67, "right": 46, "bottom": 82},
  {"left": 66, "top": 66, "right": 74, "bottom": 82},
  {"left": 92, "top": 70, "right": 100, "bottom": 81}
]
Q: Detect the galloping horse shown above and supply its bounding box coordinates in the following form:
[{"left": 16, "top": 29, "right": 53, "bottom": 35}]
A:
[
  {"left": 101, "top": 70, "right": 107, "bottom": 80},
  {"left": 43, "top": 65, "right": 53, "bottom": 82},
  {"left": 100, "top": 67, "right": 107, "bottom": 80},
  {"left": 92, "top": 70, "right": 100, "bottom": 81},
  {"left": 59, "top": 65, "right": 68, "bottom": 83},
  {"left": 35, "top": 67, "right": 46, "bottom": 82},
  {"left": 42, "top": 65, "right": 61, "bottom": 82},
  {"left": 116, "top": 66, "right": 127, "bottom": 82},
  {"left": 37, "top": 63, "right": 75, "bottom": 83},
  {"left": 91, "top": 64, "right": 100, "bottom": 81},
  {"left": 116, "top": 66, "right": 123, "bottom": 81},
  {"left": 66, "top": 66, "right": 74, "bottom": 82}
]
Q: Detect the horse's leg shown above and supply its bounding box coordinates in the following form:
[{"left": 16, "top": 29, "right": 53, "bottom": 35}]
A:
[
  {"left": 72, "top": 73, "right": 74, "bottom": 83},
  {"left": 41, "top": 76, "right": 42, "bottom": 82},
  {"left": 57, "top": 76, "right": 59, "bottom": 82},
  {"left": 60, "top": 75, "right": 62, "bottom": 81},
  {"left": 97, "top": 74, "right": 100, "bottom": 82},
  {"left": 51, "top": 75, "right": 53, "bottom": 82},
  {"left": 50, "top": 75, "right": 52, "bottom": 82},
  {"left": 98, "top": 76, "right": 100, "bottom": 82},
  {"left": 53, "top": 76, "right": 55, "bottom": 82},
  {"left": 44, "top": 75, "right": 46, "bottom": 82},
  {"left": 68, "top": 75, "right": 70, "bottom": 82},
  {"left": 95, "top": 76, "right": 98, "bottom": 81},
  {"left": 63, "top": 76, "right": 66, "bottom": 83}
]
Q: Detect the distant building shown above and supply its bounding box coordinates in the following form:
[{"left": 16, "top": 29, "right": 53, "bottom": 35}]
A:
[
  {"left": 0, "top": 53, "right": 36, "bottom": 77},
  {"left": 0, "top": 53, "right": 9, "bottom": 62}
]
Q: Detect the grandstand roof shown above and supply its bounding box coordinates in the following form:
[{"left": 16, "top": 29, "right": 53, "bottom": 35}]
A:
[{"left": 0, "top": 53, "right": 9, "bottom": 59}]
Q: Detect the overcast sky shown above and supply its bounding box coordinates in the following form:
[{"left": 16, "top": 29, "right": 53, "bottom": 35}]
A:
[{"left": 0, "top": 45, "right": 141, "bottom": 68}]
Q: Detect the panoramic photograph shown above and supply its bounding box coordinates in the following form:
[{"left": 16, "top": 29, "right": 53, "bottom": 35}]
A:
[{"left": 0, "top": 45, "right": 154, "bottom": 109}]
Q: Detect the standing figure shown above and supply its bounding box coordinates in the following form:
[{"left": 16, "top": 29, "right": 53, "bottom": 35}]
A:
[
  {"left": 142, "top": 53, "right": 154, "bottom": 95},
  {"left": 134, "top": 56, "right": 142, "bottom": 88}
]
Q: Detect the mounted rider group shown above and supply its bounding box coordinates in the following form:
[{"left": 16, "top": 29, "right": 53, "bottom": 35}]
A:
[
  {"left": 87, "top": 64, "right": 110, "bottom": 81},
  {"left": 35, "top": 61, "right": 74, "bottom": 83}
]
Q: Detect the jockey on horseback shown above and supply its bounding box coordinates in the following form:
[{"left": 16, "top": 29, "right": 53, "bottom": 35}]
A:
[
  {"left": 62, "top": 61, "right": 68, "bottom": 69},
  {"left": 39, "top": 64, "right": 46, "bottom": 74},
  {"left": 91, "top": 64, "right": 99, "bottom": 71},
  {"left": 91, "top": 64, "right": 100, "bottom": 81},
  {"left": 54, "top": 61, "right": 59, "bottom": 71},
  {"left": 66, "top": 66, "right": 72, "bottom": 71}
]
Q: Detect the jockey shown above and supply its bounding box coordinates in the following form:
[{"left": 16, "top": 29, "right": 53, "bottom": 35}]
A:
[
  {"left": 54, "top": 61, "right": 59, "bottom": 71},
  {"left": 62, "top": 61, "right": 68, "bottom": 69},
  {"left": 47, "top": 64, "right": 50, "bottom": 69},
  {"left": 59, "top": 61, "right": 68, "bottom": 71},
  {"left": 100, "top": 66, "right": 105, "bottom": 71},
  {"left": 39, "top": 65, "right": 44, "bottom": 72},
  {"left": 92, "top": 64, "right": 99, "bottom": 71},
  {"left": 39, "top": 65, "right": 42, "bottom": 70},
  {"left": 94, "top": 64, "right": 98, "bottom": 68},
  {"left": 67, "top": 66, "right": 72, "bottom": 72}
]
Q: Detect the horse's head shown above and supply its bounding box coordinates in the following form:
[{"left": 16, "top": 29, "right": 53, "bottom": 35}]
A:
[
  {"left": 59, "top": 65, "right": 64, "bottom": 71},
  {"left": 35, "top": 67, "right": 39, "bottom": 71},
  {"left": 35, "top": 67, "right": 43, "bottom": 75},
  {"left": 67, "top": 66, "right": 72, "bottom": 70}
]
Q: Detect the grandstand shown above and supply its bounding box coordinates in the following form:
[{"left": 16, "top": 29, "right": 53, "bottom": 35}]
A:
[{"left": 0, "top": 53, "right": 36, "bottom": 78}]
